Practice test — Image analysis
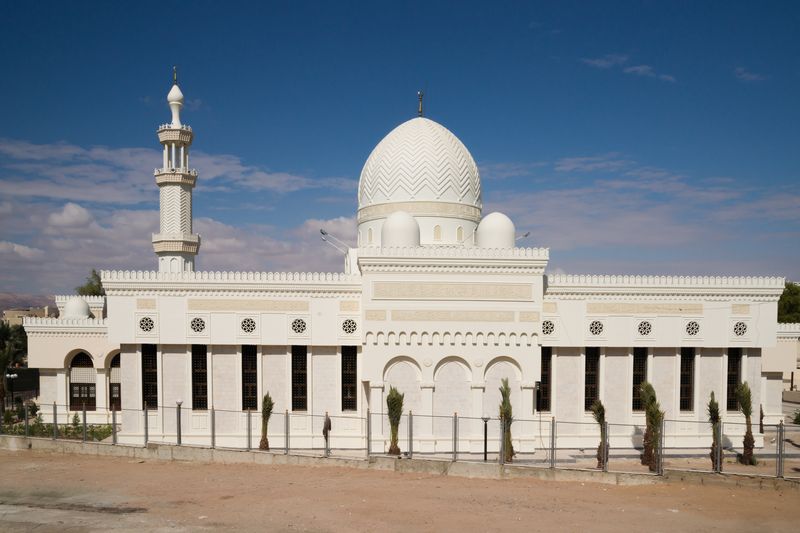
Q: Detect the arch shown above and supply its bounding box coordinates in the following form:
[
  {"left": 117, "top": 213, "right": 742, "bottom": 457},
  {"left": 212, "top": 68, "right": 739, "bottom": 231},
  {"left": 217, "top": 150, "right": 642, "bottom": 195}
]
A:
[
  {"left": 483, "top": 356, "right": 523, "bottom": 381},
  {"left": 433, "top": 356, "right": 472, "bottom": 381},
  {"left": 103, "top": 349, "right": 121, "bottom": 369},
  {"left": 68, "top": 351, "right": 97, "bottom": 411},
  {"left": 433, "top": 357, "right": 472, "bottom": 437},
  {"left": 108, "top": 352, "right": 121, "bottom": 411},
  {"left": 433, "top": 225, "right": 442, "bottom": 241},
  {"left": 483, "top": 356, "right": 523, "bottom": 420},
  {"left": 368, "top": 227, "right": 373, "bottom": 244},
  {"left": 63, "top": 348, "right": 97, "bottom": 369},
  {"left": 457, "top": 226, "right": 464, "bottom": 242}
]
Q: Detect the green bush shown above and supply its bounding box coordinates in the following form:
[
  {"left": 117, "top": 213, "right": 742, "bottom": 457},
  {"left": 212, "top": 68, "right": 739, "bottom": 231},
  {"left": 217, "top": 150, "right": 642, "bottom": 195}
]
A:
[
  {"left": 792, "top": 410, "right": 800, "bottom": 425},
  {"left": 387, "top": 386, "right": 404, "bottom": 455}
]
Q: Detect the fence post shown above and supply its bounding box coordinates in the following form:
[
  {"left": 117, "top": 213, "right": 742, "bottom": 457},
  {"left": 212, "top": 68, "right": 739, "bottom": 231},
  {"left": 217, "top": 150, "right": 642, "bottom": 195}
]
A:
[
  {"left": 550, "top": 417, "right": 556, "bottom": 469},
  {"left": 112, "top": 408, "right": 117, "bottom": 445},
  {"left": 452, "top": 412, "right": 458, "bottom": 462},
  {"left": 52, "top": 402, "right": 58, "bottom": 440},
  {"left": 143, "top": 402, "right": 149, "bottom": 445},
  {"left": 246, "top": 409, "right": 252, "bottom": 451},
  {"left": 602, "top": 421, "right": 609, "bottom": 473},
  {"left": 499, "top": 415, "right": 505, "bottom": 465},
  {"left": 408, "top": 411, "right": 413, "bottom": 459},
  {"left": 24, "top": 403, "right": 29, "bottom": 437},
  {"left": 176, "top": 401, "right": 182, "bottom": 446},
  {"left": 82, "top": 403, "right": 87, "bottom": 442},
  {"left": 366, "top": 409, "right": 371, "bottom": 457},
  {"left": 210, "top": 408, "right": 215, "bottom": 449},
  {"left": 284, "top": 409, "right": 289, "bottom": 455},
  {"left": 718, "top": 421, "right": 724, "bottom": 473},
  {"left": 777, "top": 421, "right": 784, "bottom": 479}
]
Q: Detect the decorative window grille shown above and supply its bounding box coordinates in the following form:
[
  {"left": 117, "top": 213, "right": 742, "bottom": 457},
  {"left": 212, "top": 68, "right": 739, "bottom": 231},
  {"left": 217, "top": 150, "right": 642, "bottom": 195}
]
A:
[
  {"left": 542, "top": 320, "right": 555, "bottom": 335},
  {"left": 637, "top": 321, "right": 652, "bottom": 336},
  {"left": 190, "top": 317, "right": 206, "bottom": 333},
  {"left": 539, "top": 347, "right": 552, "bottom": 412},
  {"left": 109, "top": 353, "right": 121, "bottom": 411},
  {"left": 242, "top": 345, "right": 258, "bottom": 411},
  {"left": 141, "top": 344, "right": 158, "bottom": 409},
  {"left": 584, "top": 347, "right": 600, "bottom": 411},
  {"left": 292, "top": 345, "right": 308, "bottom": 411},
  {"left": 726, "top": 348, "right": 742, "bottom": 411},
  {"left": 733, "top": 321, "right": 747, "bottom": 336},
  {"left": 589, "top": 320, "right": 603, "bottom": 336},
  {"left": 139, "top": 316, "right": 155, "bottom": 333},
  {"left": 632, "top": 348, "right": 647, "bottom": 411},
  {"left": 191, "top": 345, "right": 208, "bottom": 410},
  {"left": 291, "top": 318, "right": 307, "bottom": 335},
  {"left": 680, "top": 347, "right": 695, "bottom": 412},
  {"left": 342, "top": 319, "right": 357, "bottom": 335},
  {"left": 685, "top": 321, "right": 700, "bottom": 336},
  {"left": 341, "top": 346, "right": 358, "bottom": 411},
  {"left": 241, "top": 317, "right": 256, "bottom": 334},
  {"left": 69, "top": 352, "right": 96, "bottom": 411}
]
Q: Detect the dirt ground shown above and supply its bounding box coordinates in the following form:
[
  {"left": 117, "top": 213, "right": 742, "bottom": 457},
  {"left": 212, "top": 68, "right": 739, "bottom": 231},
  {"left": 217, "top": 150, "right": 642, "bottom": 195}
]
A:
[{"left": 0, "top": 450, "right": 797, "bottom": 532}]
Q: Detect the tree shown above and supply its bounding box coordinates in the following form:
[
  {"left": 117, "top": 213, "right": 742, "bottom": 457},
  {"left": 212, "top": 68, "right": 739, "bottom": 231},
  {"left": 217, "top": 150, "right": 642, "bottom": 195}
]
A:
[
  {"left": 499, "top": 378, "right": 514, "bottom": 462},
  {"left": 736, "top": 382, "right": 757, "bottom": 465},
  {"left": 640, "top": 382, "right": 664, "bottom": 472},
  {"left": 0, "top": 322, "right": 27, "bottom": 407},
  {"left": 259, "top": 392, "right": 274, "bottom": 450},
  {"left": 708, "top": 391, "right": 721, "bottom": 469},
  {"left": 75, "top": 269, "right": 105, "bottom": 296},
  {"left": 778, "top": 281, "right": 800, "bottom": 323},
  {"left": 387, "top": 386, "right": 404, "bottom": 455},
  {"left": 590, "top": 399, "right": 607, "bottom": 469}
]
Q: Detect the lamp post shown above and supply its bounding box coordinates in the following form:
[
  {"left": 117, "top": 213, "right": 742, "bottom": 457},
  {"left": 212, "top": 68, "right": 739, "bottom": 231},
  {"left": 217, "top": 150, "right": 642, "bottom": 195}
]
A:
[
  {"left": 4, "top": 373, "right": 18, "bottom": 410},
  {"left": 481, "top": 416, "right": 490, "bottom": 462},
  {"left": 176, "top": 400, "right": 183, "bottom": 445}
]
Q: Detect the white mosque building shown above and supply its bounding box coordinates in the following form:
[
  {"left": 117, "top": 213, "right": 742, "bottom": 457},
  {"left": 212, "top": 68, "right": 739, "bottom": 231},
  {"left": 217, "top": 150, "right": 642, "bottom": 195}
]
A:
[{"left": 23, "top": 77, "right": 795, "bottom": 453}]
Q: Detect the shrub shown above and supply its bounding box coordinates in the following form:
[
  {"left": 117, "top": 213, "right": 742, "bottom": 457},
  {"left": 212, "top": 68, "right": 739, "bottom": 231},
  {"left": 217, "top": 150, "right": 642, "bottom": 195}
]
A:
[
  {"left": 387, "top": 386, "right": 404, "bottom": 455},
  {"left": 259, "top": 392, "right": 274, "bottom": 450},
  {"left": 708, "top": 391, "right": 721, "bottom": 469},
  {"left": 792, "top": 410, "right": 800, "bottom": 425},
  {"left": 737, "top": 382, "right": 757, "bottom": 465},
  {"left": 499, "top": 378, "right": 515, "bottom": 462},
  {"left": 640, "top": 382, "right": 663, "bottom": 472},
  {"left": 590, "top": 399, "right": 607, "bottom": 469}
]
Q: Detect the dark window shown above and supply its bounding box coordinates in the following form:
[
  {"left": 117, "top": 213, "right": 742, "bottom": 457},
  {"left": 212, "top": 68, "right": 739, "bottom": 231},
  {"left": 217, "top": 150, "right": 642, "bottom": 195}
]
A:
[
  {"left": 680, "top": 348, "right": 695, "bottom": 411},
  {"left": 69, "top": 352, "right": 96, "bottom": 411},
  {"left": 142, "top": 344, "right": 158, "bottom": 409},
  {"left": 727, "top": 348, "right": 742, "bottom": 411},
  {"left": 292, "top": 345, "right": 307, "bottom": 411},
  {"left": 191, "top": 345, "right": 207, "bottom": 410},
  {"left": 539, "top": 347, "right": 552, "bottom": 412},
  {"left": 242, "top": 345, "right": 258, "bottom": 411},
  {"left": 584, "top": 347, "right": 600, "bottom": 411},
  {"left": 109, "top": 354, "right": 121, "bottom": 411},
  {"left": 632, "top": 348, "right": 648, "bottom": 411},
  {"left": 342, "top": 346, "right": 357, "bottom": 411}
]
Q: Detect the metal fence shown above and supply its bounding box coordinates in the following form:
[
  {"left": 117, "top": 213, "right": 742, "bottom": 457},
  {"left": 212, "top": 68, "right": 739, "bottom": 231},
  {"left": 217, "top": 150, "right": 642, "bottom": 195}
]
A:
[{"left": 1, "top": 403, "right": 798, "bottom": 480}]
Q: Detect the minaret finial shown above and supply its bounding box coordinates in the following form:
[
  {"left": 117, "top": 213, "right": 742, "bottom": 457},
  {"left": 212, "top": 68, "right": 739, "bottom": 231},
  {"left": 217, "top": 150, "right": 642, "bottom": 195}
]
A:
[
  {"left": 417, "top": 90, "right": 424, "bottom": 117},
  {"left": 173, "top": 66, "right": 178, "bottom": 85}
]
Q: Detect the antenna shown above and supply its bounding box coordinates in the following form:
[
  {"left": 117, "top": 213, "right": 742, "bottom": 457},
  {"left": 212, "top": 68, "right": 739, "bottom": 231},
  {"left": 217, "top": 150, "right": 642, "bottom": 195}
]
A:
[
  {"left": 515, "top": 231, "right": 531, "bottom": 241},
  {"left": 417, "top": 90, "right": 424, "bottom": 117},
  {"left": 320, "top": 229, "right": 348, "bottom": 255}
]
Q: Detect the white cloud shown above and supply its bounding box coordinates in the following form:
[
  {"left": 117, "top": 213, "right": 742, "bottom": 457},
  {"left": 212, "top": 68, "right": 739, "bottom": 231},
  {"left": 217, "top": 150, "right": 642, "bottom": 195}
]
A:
[
  {"left": 581, "top": 55, "right": 675, "bottom": 83},
  {"left": 581, "top": 54, "right": 629, "bottom": 69},
  {"left": 0, "top": 241, "right": 45, "bottom": 260},
  {"left": 623, "top": 65, "right": 677, "bottom": 83},
  {"left": 48, "top": 202, "right": 94, "bottom": 227},
  {"left": 555, "top": 153, "right": 633, "bottom": 173},
  {"left": 734, "top": 67, "right": 766, "bottom": 82}
]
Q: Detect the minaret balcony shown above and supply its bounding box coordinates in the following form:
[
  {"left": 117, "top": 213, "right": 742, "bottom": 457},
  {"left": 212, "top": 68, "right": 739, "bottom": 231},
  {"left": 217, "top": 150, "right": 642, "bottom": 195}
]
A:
[
  {"left": 152, "top": 233, "right": 201, "bottom": 254},
  {"left": 157, "top": 126, "right": 194, "bottom": 145},
  {"left": 154, "top": 168, "right": 198, "bottom": 186}
]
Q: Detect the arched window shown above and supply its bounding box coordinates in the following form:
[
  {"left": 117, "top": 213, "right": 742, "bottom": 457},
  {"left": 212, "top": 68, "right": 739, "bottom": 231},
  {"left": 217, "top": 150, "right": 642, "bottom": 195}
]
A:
[
  {"left": 368, "top": 227, "right": 373, "bottom": 244},
  {"left": 433, "top": 225, "right": 442, "bottom": 241},
  {"left": 69, "top": 352, "right": 96, "bottom": 411},
  {"left": 456, "top": 226, "right": 464, "bottom": 242},
  {"left": 109, "top": 354, "right": 121, "bottom": 411}
]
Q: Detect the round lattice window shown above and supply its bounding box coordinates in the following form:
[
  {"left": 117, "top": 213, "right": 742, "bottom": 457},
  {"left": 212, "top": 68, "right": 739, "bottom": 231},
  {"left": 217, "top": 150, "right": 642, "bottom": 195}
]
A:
[
  {"left": 542, "top": 320, "right": 555, "bottom": 335},
  {"left": 638, "top": 321, "right": 652, "bottom": 336},
  {"left": 190, "top": 317, "right": 206, "bottom": 333},
  {"left": 241, "top": 317, "right": 256, "bottom": 334},
  {"left": 342, "top": 319, "right": 357, "bottom": 334},
  {"left": 733, "top": 321, "right": 747, "bottom": 337},
  {"left": 686, "top": 321, "right": 700, "bottom": 336},
  {"left": 589, "top": 320, "right": 603, "bottom": 336},
  {"left": 291, "top": 318, "right": 307, "bottom": 334},
  {"left": 139, "top": 316, "right": 154, "bottom": 333}
]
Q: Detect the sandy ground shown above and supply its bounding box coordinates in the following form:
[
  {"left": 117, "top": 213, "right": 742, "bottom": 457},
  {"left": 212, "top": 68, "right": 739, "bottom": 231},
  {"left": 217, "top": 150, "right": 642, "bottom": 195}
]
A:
[{"left": 0, "top": 450, "right": 798, "bottom": 532}]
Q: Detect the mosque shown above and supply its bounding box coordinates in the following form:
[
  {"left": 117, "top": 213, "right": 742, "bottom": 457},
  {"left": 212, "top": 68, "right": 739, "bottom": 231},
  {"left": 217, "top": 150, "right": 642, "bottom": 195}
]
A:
[{"left": 22, "top": 76, "right": 794, "bottom": 452}]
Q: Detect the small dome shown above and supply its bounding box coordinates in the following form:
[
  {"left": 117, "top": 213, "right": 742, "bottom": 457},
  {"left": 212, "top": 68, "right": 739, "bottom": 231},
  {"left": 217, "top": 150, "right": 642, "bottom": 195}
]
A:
[
  {"left": 167, "top": 83, "right": 184, "bottom": 104},
  {"left": 63, "top": 297, "right": 91, "bottom": 319},
  {"left": 476, "top": 212, "right": 516, "bottom": 248},
  {"left": 381, "top": 211, "right": 420, "bottom": 247}
]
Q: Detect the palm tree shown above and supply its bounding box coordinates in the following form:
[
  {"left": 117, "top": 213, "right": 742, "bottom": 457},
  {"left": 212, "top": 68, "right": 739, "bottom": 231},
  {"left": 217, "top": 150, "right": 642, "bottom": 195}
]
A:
[
  {"left": 707, "top": 391, "right": 721, "bottom": 469},
  {"left": 499, "top": 378, "right": 514, "bottom": 462},
  {"left": 590, "top": 399, "right": 607, "bottom": 469},
  {"left": 736, "top": 382, "right": 756, "bottom": 465},
  {"left": 387, "top": 386, "right": 404, "bottom": 455},
  {"left": 259, "top": 392, "right": 274, "bottom": 450},
  {"left": 640, "top": 382, "right": 663, "bottom": 472},
  {"left": 0, "top": 323, "right": 27, "bottom": 408}
]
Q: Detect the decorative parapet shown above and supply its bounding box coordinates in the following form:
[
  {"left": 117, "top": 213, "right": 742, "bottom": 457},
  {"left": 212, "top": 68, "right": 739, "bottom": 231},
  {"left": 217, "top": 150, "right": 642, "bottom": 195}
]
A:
[
  {"left": 357, "top": 245, "right": 549, "bottom": 274},
  {"left": 23, "top": 317, "right": 108, "bottom": 336},
  {"left": 151, "top": 233, "right": 201, "bottom": 254},
  {"left": 54, "top": 295, "right": 106, "bottom": 318},
  {"left": 154, "top": 168, "right": 198, "bottom": 186},
  {"left": 359, "top": 245, "right": 549, "bottom": 259},
  {"left": 777, "top": 323, "right": 800, "bottom": 338}
]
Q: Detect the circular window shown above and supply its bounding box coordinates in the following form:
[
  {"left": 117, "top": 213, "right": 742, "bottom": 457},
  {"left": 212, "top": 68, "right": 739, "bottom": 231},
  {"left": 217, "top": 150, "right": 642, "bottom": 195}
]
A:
[
  {"left": 241, "top": 317, "right": 256, "bottom": 334},
  {"left": 342, "top": 319, "right": 357, "bottom": 334},
  {"left": 291, "top": 318, "right": 307, "bottom": 334},
  {"left": 686, "top": 321, "right": 700, "bottom": 336},
  {"left": 542, "top": 320, "right": 555, "bottom": 335},
  {"left": 638, "top": 321, "right": 652, "bottom": 336},
  {"left": 733, "top": 321, "right": 747, "bottom": 337},
  {"left": 190, "top": 317, "right": 205, "bottom": 333},
  {"left": 589, "top": 320, "right": 603, "bottom": 336},
  {"left": 139, "top": 316, "right": 154, "bottom": 333}
]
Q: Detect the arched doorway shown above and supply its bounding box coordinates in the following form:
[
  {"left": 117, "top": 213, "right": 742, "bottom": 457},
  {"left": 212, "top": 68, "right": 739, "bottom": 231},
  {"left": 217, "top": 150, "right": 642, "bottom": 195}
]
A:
[
  {"left": 109, "top": 354, "right": 121, "bottom": 411},
  {"left": 69, "top": 352, "right": 96, "bottom": 411}
]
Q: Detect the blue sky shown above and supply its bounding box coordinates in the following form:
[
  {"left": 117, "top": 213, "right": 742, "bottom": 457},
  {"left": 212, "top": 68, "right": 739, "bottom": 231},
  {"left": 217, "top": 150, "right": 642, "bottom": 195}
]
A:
[{"left": 0, "top": 1, "right": 798, "bottom": 296}]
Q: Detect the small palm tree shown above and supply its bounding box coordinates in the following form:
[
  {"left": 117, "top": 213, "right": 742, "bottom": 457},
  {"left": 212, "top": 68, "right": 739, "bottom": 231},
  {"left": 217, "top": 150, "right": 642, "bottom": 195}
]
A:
[
  {"left": 499, "top": 378, "right": 515, "bottom": 462},
  {"left": 590, "top": 399, "right": 607, "bottom": 469},
  {"left": 737, "top": 382, "right": 756, "bottom": 465},
  {"left": 387, "top": 386, "right": 404, "bottom": 455},
  {"left": 640, "top": 382, "right": 663, "bottom": 472},
  {"left": 707, "top": 391, "right": 721, "bottom": 469},
  {"left": 259, "top": 392, "right": 274, "bottom": 450}
]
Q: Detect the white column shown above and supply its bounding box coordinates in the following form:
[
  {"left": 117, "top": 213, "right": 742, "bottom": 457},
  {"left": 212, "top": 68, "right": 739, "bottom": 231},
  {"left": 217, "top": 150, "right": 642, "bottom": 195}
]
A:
[
  {"left": 163, "top": 145, "right": 168, "bottom": 168},
  {"left": 171, "top": 143, "right": 176, "bottom": 168},
  {"left": 180, "top": 145, "right": 185, "bottom": 171}
]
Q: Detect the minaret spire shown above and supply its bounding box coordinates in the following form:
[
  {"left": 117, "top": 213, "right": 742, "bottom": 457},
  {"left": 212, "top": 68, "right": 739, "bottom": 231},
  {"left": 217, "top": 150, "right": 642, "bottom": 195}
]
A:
[
  {"left": 417, "top": 90, "right": 424, "bottom": 117},
  {"left": 152, "top": 69, "right": 200, "bottom": 273}
]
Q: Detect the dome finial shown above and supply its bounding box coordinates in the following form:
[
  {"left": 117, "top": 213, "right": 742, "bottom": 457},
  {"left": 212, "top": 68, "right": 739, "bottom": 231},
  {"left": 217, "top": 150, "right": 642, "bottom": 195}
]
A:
[
  {"left": 173, "top": 65, "right": 178, "bottom": 85},
  {"left": 417, "top": 90, "right": 424, "bottom": 117}
]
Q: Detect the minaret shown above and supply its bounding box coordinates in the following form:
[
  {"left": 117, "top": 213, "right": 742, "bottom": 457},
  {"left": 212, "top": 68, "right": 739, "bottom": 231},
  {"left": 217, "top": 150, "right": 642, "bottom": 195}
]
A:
[{"left": 152, "top": 68, "right": 200, "bottom": 273}]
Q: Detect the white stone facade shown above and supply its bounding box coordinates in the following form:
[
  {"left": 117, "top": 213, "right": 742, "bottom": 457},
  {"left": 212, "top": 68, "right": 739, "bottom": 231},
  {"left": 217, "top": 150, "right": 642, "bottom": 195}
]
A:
[{"left": 23, "top": 78, "right": 795, "bottom": 453}]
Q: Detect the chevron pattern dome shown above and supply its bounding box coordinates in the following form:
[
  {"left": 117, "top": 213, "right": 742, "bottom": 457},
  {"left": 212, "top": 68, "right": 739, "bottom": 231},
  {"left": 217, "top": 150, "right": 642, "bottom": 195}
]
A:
[{"left": 358, "top": 117, "right": 482, "bottom": 211}]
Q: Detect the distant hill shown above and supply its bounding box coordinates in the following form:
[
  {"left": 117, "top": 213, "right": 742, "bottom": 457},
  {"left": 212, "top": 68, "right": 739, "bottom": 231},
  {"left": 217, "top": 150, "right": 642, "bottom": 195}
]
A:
[{"left": 0, "top": 293, "right": 56, "bottom": 314}]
